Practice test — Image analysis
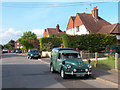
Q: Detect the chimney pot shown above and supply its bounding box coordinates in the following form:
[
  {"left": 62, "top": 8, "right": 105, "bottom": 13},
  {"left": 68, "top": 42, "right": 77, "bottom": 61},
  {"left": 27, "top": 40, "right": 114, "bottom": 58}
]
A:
[
  {"left": 92, "top": 6, "right": 98, "bottom": 19},
  {"left": 82, "top": 12, "right": 85, "bottom": 14},
  {"left": 56, "top": 24, "right": 60, "bottom": 32}
]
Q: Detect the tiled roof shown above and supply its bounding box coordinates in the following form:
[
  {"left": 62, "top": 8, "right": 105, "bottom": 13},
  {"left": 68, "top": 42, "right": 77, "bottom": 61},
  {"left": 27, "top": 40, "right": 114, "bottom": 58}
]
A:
[
  {"left": 77, "top": 13, "right": 111, "bottom": 33},
  {"left": 97, "top": 23, "right": 120, "bottom": 34},
  {"left": 47, "top": 28, "right": 64, "bottom": 36}
]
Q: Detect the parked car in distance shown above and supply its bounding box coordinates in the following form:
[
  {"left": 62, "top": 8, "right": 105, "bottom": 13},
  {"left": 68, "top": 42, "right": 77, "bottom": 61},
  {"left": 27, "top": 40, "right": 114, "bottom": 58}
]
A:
[
  {"left": 2, "top": 48, "right": 8, "bottom": 53},
  {"left": 15, "top": 48, "right": 22, "bottom": 53},
  {"left": 104, "top": 45, "right": 120, "bottom": 56},
  {"left": 27, "top": 49, "right": 41, "bottom": 59},
  {"left": 11, "top": 49, "right": 16, "bottom": 53},
  {"left": 50, "top": 48, "right": 92, "bottom": 79}
]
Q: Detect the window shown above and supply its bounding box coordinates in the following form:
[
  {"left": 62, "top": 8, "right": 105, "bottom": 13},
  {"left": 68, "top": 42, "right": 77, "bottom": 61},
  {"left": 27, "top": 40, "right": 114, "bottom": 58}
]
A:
[
  {"left": 76, "top": 26, "right": 79, "bottom": 32},
  {"left": 17, "top": 42, "right": 19, "bottom": 45}
]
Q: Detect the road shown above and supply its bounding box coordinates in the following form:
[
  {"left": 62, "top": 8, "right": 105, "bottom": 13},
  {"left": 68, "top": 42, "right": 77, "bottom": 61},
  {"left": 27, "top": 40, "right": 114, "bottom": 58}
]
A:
[{"left": 2, "top": 53, "right": 117, "bottom": 89}]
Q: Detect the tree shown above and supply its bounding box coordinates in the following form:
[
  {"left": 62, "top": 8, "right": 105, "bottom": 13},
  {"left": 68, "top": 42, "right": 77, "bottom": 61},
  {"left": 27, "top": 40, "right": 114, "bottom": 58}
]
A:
[
  {"left": 18, "top": 31, "right": 37, "bottom": 51},
  {"left": 3, "top": 40, "right": 15, "bottom": 49}
]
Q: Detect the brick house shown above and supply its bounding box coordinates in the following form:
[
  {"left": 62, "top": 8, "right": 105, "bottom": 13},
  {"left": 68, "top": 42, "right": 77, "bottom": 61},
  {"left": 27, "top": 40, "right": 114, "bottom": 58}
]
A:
[
  {"left": 15, "top": 39, "right": 40, "bottom": 51},
  {"left": 43, "top": 24, "right": 65, "bottom": 37},
  {"left": 15, "top": 40, "right": 22, "bottom": 49},
  {"left": 66, "top": 6, "right": 120, "bottom": 44}
]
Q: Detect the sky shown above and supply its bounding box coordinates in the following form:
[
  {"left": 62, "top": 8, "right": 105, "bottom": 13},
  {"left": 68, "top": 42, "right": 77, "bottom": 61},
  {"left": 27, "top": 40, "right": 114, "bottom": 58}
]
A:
[{"left": 0, "top": 1, "right": 119, "bottom": 45}]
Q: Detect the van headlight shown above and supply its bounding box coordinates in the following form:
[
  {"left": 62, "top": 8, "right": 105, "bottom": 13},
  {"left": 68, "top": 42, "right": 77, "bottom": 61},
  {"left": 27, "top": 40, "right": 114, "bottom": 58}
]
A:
[
  {"left": 88, "top": 65, "right": 92, "bottom": 68},
  {"left": 73, "top": 69, "right": 77, "bottom": 72},
  {"left": 85, "top": 69, "right": 88, "bottom": 72},
  {"left": 67, "top": 65, "right": 71, "bottom": 68}
]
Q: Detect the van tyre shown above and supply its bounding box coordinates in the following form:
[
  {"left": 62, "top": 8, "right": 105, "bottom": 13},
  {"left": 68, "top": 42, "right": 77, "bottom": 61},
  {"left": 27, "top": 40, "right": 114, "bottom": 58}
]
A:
[
  {"left": 50, "top": 64, "right": 55, "bottom": 73},
  {"left": 85, "top": 74, "right": 91, "bottom": 79},
  {"left": 60, "top": 68, "right": 67, "bottom": 79}
]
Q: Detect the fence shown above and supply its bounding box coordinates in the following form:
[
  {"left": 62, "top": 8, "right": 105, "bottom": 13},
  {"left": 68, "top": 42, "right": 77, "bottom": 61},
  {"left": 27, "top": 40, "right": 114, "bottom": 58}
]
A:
[{"left": 81, "top": 52, "right": 120, "bottom": 71}]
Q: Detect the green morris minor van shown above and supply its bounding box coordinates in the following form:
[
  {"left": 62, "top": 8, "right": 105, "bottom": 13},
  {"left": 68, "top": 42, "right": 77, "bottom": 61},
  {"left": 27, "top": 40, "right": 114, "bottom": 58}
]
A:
[{"left": 50, "top": 48, "right": 92, "bottom": 79}]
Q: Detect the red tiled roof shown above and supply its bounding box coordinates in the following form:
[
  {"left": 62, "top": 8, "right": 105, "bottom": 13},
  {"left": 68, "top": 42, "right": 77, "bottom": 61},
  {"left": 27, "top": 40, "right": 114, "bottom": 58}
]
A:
[
  {"left": 77, "top": 13, "right": 111, "bottom": 33},
  {"left": 47, "top": 28, "right": 64, "bottom": 36},
  {"left": 97, "top": 23, "right": 120, "bottom": 34}
]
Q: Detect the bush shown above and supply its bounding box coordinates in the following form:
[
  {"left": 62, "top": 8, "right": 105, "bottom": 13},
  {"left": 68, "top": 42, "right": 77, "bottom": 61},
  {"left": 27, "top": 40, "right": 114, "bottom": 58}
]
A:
[
  {"left": 40, "top": 37, "right": 62, "bottom": 51},
  {"left": 62, "top": 33, "right": 117, "bottom": 53}
]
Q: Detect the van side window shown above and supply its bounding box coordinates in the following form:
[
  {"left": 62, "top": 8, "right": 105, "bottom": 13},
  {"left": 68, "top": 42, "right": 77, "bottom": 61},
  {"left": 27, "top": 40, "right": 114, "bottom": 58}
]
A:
[{"left": 58, "top": 53, "right": 61, "bottom": 59}]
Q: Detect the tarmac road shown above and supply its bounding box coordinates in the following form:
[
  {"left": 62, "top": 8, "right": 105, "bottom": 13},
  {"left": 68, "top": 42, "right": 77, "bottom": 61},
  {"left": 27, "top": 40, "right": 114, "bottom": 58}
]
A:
[{"left": 2, "top": 53, "right": 117, "bottom": 89}]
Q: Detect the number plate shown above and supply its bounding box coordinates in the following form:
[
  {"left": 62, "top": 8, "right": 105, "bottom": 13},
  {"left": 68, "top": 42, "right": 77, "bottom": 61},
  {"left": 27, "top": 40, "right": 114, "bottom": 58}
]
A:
[{"left": 34, "top": 55, "right": 38, "bottom": 57}]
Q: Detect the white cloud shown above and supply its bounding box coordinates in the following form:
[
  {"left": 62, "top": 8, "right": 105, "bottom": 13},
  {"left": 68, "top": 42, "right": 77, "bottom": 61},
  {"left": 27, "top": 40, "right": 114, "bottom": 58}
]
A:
[
  {"left": 0, "top": 28, "right": 44, "bottom": 45},
  {"left": 0, "top": 28, "right": 23, "bottom": 45},
  {"left": 30, "top": 29, "right": 44, "bottom": 38}
]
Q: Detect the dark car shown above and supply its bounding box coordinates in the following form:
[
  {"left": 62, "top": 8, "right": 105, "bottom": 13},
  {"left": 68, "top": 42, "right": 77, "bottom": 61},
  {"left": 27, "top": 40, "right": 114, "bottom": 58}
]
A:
[
  {"left": 27, "top": 49, "right": 41, "bottom": 59},
  {"left": 15, "top": 49, "right": 22, "bottom": 53},
  {"left": 11, "top": 49, "right": 16, "bottom": 53},
  {"left": 104, "top": 45, "right": 120, "bottom": 56},
  {"left": 50, "top": 48, "right": 92, "bottom": 79}
]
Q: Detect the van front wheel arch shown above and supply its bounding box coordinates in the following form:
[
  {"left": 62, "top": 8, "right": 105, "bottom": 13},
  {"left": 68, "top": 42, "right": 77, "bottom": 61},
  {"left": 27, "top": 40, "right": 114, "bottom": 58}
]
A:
[
  {"left": 60, "top": 68, "right": 67, "bottom": 79},
  {"left": 50, "top": 63, "right": 55, "bottom": 73}
]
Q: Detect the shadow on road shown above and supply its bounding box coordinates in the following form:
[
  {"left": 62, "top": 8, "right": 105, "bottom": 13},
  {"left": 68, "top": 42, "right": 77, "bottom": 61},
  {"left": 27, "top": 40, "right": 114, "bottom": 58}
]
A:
[{"left": 2, "top": 53, "right": 26, "bottom": 59}]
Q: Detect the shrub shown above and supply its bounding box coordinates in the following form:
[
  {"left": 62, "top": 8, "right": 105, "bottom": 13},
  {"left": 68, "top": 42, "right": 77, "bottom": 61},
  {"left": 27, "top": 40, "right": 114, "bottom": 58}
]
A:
[
  {"left": 40, "top": 37, "right": 62, "bottom": 51},
  {"left": 62, "top": 33, "right": 117, "bottom": 52}
]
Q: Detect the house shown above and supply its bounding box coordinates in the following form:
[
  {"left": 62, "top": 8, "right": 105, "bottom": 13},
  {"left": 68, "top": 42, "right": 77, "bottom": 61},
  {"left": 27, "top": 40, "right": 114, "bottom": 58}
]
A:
[
  {"left": 15, "top": 40, "right": 22, "bottom": 49},
  {"left": 66, "top": 6, "right": 120, "bottom": 44},
  {"left": 43, "top": 24, "right": 65, "bottom": 37},
  {"left": 15, "top": 39, "right": 40, "bottom": 51}
]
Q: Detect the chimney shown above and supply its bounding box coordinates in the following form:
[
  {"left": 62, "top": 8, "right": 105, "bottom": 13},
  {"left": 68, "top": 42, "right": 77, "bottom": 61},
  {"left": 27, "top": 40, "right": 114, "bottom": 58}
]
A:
[
  {"left": 92, "top": 6, "right": 98, "bottom": 19},
  {"left": 56, "top": 24, "right": 60, "bottom": 32}
]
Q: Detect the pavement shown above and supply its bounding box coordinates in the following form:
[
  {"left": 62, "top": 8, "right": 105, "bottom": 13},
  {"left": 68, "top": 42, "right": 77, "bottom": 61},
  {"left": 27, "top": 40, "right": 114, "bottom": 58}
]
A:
[{"left": 38, "top": 57, "right": 119, "bottom": 88}]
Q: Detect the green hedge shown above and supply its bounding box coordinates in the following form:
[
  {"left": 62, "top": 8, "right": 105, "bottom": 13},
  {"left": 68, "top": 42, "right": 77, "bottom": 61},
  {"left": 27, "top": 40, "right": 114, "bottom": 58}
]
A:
[
  {"left": 40, "top": 37, "right": 62, "bottom": 51},
  {"left": 62, "top": 34, "right": 117, "bottom": 52}
]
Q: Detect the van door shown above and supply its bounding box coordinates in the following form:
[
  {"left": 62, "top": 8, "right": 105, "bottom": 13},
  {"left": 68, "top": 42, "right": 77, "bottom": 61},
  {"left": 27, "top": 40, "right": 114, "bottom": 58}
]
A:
[{"left": 56, "top": 53, "right": 63, "bottom": 72}]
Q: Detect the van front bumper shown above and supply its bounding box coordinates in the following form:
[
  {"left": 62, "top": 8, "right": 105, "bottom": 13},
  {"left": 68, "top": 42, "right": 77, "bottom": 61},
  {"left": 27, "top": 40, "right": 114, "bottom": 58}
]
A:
[{"left": 65, "top": 71, "right": 92, "bottom": 75}]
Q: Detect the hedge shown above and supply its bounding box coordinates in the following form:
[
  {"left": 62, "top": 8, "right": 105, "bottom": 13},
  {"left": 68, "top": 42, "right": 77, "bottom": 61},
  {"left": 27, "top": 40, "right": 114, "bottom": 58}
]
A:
[
  {"left": 62, "top": 33, "right": 117, "bottom": 52},
  {"left": 40, "top": 37, "right": 62, "bottom": 51}
]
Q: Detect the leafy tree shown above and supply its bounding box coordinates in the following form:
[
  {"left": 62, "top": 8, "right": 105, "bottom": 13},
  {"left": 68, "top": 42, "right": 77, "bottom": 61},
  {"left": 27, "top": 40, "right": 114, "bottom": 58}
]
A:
[
  {"left": 3, "top": 40, "right": 15, "bottom": 49},
  {"left": 18, "top": 31, "right": 37, "bottom": 51}
]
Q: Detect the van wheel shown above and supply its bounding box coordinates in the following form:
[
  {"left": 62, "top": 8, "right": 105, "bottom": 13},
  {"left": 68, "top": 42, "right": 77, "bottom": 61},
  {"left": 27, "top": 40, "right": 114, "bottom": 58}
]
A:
[
  {"left": 27, "top": 56, "right": 29, "bottom": 59},
  {"left": 85, "top": 74, "right": 91, "bottom": 79},
  {"left": 50, "top": 64, "right": 55, "bottom": 73},
  {"left": 29, "top": 57, "right": 32, "bottom": 59},
  {"left": 60, "top": 68, "right": 67, "bottom": 79}
]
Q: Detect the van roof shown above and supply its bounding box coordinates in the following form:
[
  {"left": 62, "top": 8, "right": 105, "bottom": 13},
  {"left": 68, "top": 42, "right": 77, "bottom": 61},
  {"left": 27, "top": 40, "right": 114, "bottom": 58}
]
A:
[
  {"left": 59, "top": 50, "right": 79, "bottom": 53},
  {"left": 52, "top": 47, "right": 75, "bottom": 51}
]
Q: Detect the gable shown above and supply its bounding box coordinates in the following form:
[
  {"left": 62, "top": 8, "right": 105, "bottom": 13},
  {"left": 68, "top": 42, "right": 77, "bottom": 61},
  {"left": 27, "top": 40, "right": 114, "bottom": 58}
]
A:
[
  {"left": 74, "top": 13, "right": 83, "bottom": 27},
  {"left": 111, "top": 23, "right": 120, "bottom": 34},
  {"left": 43, "top": 29, "right": 49, "bottom": 37},
  {"left": 66, "top": 16, "right": 75, "bottom": 30}
]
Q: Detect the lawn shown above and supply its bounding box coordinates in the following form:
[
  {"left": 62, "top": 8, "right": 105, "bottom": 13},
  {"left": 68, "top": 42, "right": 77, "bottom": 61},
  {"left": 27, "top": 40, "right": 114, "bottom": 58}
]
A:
[{"left": 84, "top": 56, "right": 120, "bottom": 70}]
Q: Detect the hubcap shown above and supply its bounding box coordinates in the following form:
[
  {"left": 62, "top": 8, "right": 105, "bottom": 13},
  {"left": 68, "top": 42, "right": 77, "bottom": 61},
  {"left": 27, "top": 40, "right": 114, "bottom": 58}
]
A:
[
  {"left": 61, "top": 69, "right": 64, "bottom": 78},
  {"left": 51, "top": 65, "right": 53, "bottom": 72}
]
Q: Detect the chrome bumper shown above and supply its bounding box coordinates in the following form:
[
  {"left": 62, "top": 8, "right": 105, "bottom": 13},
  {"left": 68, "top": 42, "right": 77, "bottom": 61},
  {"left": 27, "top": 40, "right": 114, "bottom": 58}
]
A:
[{"left": 65, "top": 72, "right": 92, "bottom": 75}]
